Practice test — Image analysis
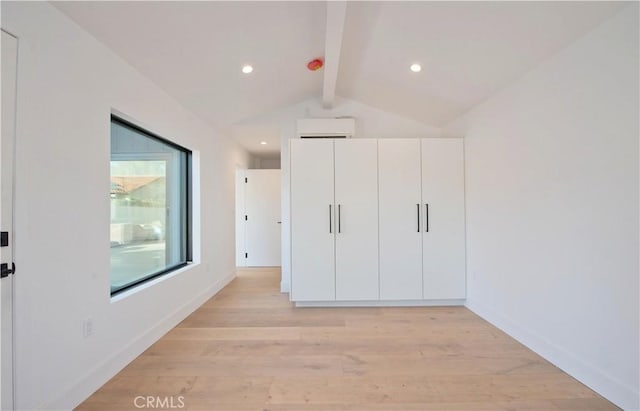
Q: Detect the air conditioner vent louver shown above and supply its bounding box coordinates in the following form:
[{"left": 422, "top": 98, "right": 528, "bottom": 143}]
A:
[{"left": 300, "top": 135, "right": 348, "bottom": 139}]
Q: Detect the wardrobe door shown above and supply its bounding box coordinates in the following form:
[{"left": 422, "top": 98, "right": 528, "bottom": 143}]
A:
[
  {"left": 378, "top": 139, "right": 423, "bottom": 300},
  {"left": 290, "top": 139, "right": 335, "bottom": 301},
  {"left": 334, "top": 139, "right": 379, "bottom": 300},
  {"left": 422, "top": 138, "right": 466, "bottom": 299}
]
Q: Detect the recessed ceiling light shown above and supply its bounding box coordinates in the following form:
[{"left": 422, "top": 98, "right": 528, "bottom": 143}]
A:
[
  {"left": 410, "top": 63, "right": 422, "bottom": 73},
  {"left": 260, "top": 141, "right": 267, "bottom": 145},
  {"left": 242, "top": 65, "right": 253, "bottom": 74}
]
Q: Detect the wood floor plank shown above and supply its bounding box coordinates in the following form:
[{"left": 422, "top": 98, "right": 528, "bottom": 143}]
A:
[
  {"left": 164, "top": 326, "right": 302, "bottom": 341},
  {"left": 75, "top": 267, "right": 618, "bottom": 411},
  {"left": 117, "top": 355, "right": 345, "bottom": 377},
  {"left": 266, "top": 374, "right": 598, "bottom": 405}
]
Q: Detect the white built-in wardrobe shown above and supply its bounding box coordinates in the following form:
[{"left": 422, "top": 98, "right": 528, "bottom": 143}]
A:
[{"left": 290, "top": 138, "right": 465, "bottom": 305}]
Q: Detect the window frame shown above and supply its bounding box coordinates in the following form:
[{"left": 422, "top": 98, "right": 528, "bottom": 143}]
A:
[{"left": 110, "top": 115, "right": 193, "bottom": 296}]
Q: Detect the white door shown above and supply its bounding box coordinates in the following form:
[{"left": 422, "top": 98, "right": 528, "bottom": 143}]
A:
[
  {"left": 244, "top": 169, "right": 281, "bottom": 266},
  {"left": 1, "top": 30, "right": 17, "bottom": 411},
  {"left": 422, "top": 139, "right": 466, "bottom": 299},
  {"left": 378, "top": 139, "right": 423, "bottom": 300},
  {"left": 334, "top": 139, "right": 378, "bottom": 300},
  {"left": 290, "top": 139, "right": 335, "bottom": 301}
]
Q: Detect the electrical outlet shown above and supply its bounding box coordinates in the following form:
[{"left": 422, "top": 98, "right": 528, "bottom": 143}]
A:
[{"left": 83, "top": 318, "right": 94, "bottom": 338}]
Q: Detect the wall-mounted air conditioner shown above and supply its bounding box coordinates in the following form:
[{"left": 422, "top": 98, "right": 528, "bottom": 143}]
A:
[{"left": 296, "top": 118, "right": 355, "bottom": 139}]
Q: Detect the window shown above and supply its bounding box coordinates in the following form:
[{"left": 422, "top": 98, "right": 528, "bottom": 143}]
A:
[{"left": 110, "top": 116, "right": 191, "bottom": 295}]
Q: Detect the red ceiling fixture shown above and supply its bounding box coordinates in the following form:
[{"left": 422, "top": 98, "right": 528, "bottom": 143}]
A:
[{"left": 307, "top": 58, "right": 324, "bottom": 71}]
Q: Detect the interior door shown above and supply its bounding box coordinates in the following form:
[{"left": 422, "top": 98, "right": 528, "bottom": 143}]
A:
[
  {"left": 290, "top": 139, "right": 335, "bottom": 301},
  {"left": 1, "top": 29, "right": 17, "bottom": 411},
  {"left": 422, "top": 139, "right": 466, "bottom": 299},
  {"left": 378, "top": 139, "right": 423, "bottom": 300},
  {"left": 334, "top": 139, "right": 378, "bottom": 300},
  {"left": 245, "top": 169, "right": 281, "bottom": 266}
]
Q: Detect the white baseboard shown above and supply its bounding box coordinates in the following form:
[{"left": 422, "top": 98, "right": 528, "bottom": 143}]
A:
[
  {"left": 280, "top": 281, "right": 290, "bottom": 293},
  {"left": 465, "top": 298, "right": 639, "bottom": 411},
  {"left": 296, "top": 299, "right": 465, "bottom": 307},
  {"left": 46, "top": 270, "right": 236, "bottom": 411}
]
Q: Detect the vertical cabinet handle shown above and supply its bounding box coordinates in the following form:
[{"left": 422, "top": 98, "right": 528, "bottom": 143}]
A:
[
  {"left": 425, "top": 203, "right": 429, "bottom": 233},
  {"left": 338, "top": 204, "right": 341, "bottom": 233},
  {"left": 417, "top": 204, "right": 420, "bottom": 232},
  {"left": 329, "top": 204, "right": 332, "bottom": 233}
]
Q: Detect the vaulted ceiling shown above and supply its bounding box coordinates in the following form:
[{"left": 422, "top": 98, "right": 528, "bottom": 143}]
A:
[
  {"left": 54, "top": 1, "right": 627, "bottom": 154},
  {"left": 338, "top": 1, "right": 626, "bottom": 126}
]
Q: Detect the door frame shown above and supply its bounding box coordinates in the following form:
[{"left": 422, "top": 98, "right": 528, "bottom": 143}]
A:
[{"left": 1, "top": 28, "right": 18, "bottom": 411}]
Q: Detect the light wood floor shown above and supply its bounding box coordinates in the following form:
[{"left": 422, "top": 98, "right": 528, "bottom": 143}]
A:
[{"left": 77, "top": 267, "right": 617, "bottom": 410}]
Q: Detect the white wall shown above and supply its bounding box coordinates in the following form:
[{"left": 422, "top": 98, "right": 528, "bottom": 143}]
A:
[
  {"left": 239, "top": 97, "right": 442, "bottom": 291},
  {"left": 1, "top": 3, "right": 250, "bottom": 409},
  {"left": 235, "top": 167, "right": 247, "bottom": 267},
  {"left": 250, "top": 156, "right": 281, "bottom": 170},
  {"left": 445, "top": 5, "right": 639, "bottom": 409}
]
